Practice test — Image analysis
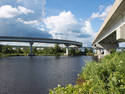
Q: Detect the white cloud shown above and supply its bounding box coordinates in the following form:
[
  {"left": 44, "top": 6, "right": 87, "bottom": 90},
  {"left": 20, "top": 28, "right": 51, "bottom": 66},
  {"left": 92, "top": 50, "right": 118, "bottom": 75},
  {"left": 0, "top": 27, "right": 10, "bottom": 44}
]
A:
[
  {"left": 41, "top": 0, "right": 47, "bottom": 17},
  {"left": 43, "top": 11, "right": 95, "bottom": 46},
  {"left": 0, "top": 5, "right": 18, "bottom": 18},
  {"left": 17, "top": 18, "right": 38, "bottom": 25},
  {"left": 17, "top": 0, "right": 46, "bottom": 17},
  {"left": 0, "top": 5, "right": 34, "bottom": 18},
  {"left": 42, "top": 5, "right": 113, "bottom": 46},
  {"left": 98, "top": 5, "right": 104, "bottom": 12},
  {"left": 18, "top": 6, "right": 34, "bottom": 14},
  {"left": 91, "top": 5, "right": 112, "bottom": 20},
  {"left": 44, "top": 11, "right": 78, "bottom": 39},
  {"left": 2, "top": 3, "right": 111, "bottom": 47},
  {"left": 81, "top": 20, "right": 94, "bottom": 36}
]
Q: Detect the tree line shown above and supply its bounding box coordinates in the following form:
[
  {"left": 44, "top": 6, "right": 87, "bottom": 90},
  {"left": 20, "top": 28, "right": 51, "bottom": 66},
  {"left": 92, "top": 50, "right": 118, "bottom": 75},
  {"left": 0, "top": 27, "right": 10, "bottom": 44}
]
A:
[{"left": 0, "top": 44, "right": 93, "bottom": 56}]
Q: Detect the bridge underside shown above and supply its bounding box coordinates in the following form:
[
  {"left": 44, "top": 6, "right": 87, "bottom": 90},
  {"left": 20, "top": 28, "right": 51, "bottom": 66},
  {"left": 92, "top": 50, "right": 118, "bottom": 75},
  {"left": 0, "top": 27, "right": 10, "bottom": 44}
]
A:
[
  {"left": 92, "top": 0, "right": 125, "bottom": 58},
  {"left": 94, "top": 32, "right": 117, "bottom": 58},
  {"left": 99, "top": 32, "right": 117, "bottom": 44},
  {"left": 94, "top": 24, "right": 125, "bottom": 58}
]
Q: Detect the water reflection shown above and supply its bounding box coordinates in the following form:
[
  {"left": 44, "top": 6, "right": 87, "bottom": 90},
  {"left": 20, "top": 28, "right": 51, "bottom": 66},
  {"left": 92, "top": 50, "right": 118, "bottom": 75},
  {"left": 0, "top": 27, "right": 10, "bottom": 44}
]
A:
[{"left": 0, "top": 56, "right": 94, "bottom": 94}]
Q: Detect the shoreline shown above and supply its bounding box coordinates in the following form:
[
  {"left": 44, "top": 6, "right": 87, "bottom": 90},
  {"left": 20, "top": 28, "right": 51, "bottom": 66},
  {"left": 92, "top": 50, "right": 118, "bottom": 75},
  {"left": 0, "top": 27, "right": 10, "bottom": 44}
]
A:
[{"left": 0, "top": 53, "right": 88, "bottom": 58}]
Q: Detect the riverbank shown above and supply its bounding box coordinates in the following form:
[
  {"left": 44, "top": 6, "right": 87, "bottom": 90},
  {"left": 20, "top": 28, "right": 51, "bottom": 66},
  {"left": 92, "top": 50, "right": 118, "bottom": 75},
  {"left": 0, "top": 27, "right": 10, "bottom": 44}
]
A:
[
  {"left": 0, "top": 45, "right": 93, "bottom": 58},
  {"left": 0, "top": 53, "right": 85, "bottom": 58},
  {"left": 49, "top": 51, "right": 125, "bottom": 94},
  {"left": 0, "top": 53, "right": 26, "bottom": 58}
]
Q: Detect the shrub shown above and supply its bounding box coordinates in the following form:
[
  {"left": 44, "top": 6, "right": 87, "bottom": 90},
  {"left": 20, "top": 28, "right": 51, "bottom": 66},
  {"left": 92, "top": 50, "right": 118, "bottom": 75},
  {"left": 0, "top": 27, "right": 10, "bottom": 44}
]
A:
[{"left": 49, "top": 52, "right": 125, "bottom": 94}]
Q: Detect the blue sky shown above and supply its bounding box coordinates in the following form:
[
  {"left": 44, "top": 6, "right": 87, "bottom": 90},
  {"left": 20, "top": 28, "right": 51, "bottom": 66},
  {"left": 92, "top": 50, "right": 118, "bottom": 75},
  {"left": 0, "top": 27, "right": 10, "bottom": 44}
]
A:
[
  {"left": 0, "top": 0, "right": 115, "bottom": 46},
  {"left": 46, "top": 0, "right": 114, "bottom": 31}
]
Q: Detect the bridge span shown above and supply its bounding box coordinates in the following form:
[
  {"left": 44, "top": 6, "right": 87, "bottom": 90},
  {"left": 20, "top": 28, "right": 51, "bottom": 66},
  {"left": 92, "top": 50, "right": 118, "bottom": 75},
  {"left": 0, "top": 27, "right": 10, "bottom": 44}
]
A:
[
  {"left": 0, "top": 36, "right": 82, "bottom": 56},
  {"left": 92, "top": 0, "right": 125, "bottom": 58}
]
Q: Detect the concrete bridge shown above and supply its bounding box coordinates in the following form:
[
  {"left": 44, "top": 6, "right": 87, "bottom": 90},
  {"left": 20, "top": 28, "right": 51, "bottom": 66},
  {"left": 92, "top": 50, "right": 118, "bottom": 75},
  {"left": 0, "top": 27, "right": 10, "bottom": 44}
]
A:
[
  {"left": 92, "top": 0, "right": 125, "bottom": 58},
  {"left": 0, "top": 36, "right": 82, "bottom": 56}
]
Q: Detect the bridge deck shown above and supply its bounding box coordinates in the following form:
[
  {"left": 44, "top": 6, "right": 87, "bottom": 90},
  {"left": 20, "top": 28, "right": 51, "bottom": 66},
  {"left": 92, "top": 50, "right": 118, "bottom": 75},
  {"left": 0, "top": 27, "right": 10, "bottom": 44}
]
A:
[{"left": 0, "top": 36, "right": 82, "bottom": 47}]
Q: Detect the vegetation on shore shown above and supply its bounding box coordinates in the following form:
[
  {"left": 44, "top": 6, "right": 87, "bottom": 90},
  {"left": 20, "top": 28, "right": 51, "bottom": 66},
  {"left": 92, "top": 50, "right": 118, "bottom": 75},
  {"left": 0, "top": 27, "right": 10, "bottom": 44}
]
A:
[
  {"left": 0, "top": 44, "right": 89, "bottom": 57},
  {"left": 49, "top": 51, "right": 125, "bottom": 94}
]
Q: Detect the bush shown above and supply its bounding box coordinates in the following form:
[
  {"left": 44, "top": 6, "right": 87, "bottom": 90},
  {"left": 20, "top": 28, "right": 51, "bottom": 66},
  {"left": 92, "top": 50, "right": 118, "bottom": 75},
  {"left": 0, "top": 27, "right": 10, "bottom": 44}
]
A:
[{"left": 49, "top": 52, "right": 125, "bottom": 94}]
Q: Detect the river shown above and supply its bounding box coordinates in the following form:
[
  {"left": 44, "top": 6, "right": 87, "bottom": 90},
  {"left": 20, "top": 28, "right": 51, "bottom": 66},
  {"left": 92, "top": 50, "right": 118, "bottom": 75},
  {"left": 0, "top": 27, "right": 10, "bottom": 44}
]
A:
[{"left": 0, "top": 56, "right": 95, "bottom": 94}]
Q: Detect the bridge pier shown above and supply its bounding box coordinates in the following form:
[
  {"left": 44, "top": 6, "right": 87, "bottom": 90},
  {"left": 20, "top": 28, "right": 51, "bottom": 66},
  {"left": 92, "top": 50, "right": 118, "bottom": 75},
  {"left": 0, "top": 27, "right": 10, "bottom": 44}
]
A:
[
  {"left": 64, "top": 44, "right": 70, "bottom": 56},
  {"left": 29, "top": 42, "right": 34, "bottom": 56},
  {"left": 102, "top": 43, "right": 118, "bottom": 56},
  {"left": 96, "top": 43, "right": 119, "bottom": 59},
  {"left": 96, "top": 48, "right": 104, "bottom": 59}
]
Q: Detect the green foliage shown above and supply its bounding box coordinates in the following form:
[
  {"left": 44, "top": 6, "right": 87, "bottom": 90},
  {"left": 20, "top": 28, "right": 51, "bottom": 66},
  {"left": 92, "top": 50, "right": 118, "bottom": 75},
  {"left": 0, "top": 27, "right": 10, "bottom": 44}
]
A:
[
  {"left": 49, "top": 52, "right": 125, "bottom": 94},
  {"left": 69, "top": 48, "right": 82, "bottom": 56},
  {"left": 0, "top": 45, "right": 3, "bottom": 52},
  {"left": 35, "top": 44, "right": 64, "bottom": 56},
  {"left": 84, "top": 48, "right": 94, "bottom": 56},
  {"left": 0, "top": 44, "right": 83, "bottom": 57},
  {"left": 0, "top": 45, "right": 29, "bottom": 57}
]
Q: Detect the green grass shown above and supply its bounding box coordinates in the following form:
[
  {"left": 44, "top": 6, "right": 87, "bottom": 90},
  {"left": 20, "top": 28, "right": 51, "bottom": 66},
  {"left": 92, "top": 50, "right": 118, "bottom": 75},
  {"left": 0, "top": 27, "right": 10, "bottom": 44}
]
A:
[
  {"left": 49, "top": 52, "right": 125, "bottom": 94},
  {"left": 0, "top": 53, "right": 27, "bottom": 58}
]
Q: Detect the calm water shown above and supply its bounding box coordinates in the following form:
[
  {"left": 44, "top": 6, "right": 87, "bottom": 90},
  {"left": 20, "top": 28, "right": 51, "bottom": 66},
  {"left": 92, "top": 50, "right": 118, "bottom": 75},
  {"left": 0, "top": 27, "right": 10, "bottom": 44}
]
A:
[{"left": 0, "top": 56, "right": 95, "bottom": 94}]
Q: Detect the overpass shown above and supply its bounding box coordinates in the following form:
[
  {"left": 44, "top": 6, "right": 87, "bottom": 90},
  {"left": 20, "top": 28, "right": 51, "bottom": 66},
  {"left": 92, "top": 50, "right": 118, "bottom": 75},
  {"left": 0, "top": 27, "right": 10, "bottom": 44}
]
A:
[
  {"left": 92, "top": 0, "right": 125, "bottom": 58},
  {"left": 0, "top": 36, "right": 82, "bottom": 56}
]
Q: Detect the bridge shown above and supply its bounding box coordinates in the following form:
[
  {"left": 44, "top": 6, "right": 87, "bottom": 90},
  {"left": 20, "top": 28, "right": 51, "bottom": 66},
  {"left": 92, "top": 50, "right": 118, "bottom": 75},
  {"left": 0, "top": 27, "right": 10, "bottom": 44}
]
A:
[
  {"left": 92, "top": 0, "right": 125, "bottom": 58},
  {"left": 0, "top": 36, "right": 82, "bottom": 56}
]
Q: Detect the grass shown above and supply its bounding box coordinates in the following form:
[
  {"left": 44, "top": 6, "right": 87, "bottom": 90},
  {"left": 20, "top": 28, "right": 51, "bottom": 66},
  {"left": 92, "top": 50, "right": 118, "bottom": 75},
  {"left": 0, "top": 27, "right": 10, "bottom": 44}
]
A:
[
  {"left": 0, "top": 52, "right": 64, "bottom": 57},
  {"left": 49, "top": 51, "right": 125, "bottom": 94},
  {"left": 0, "top": 53, "right": 27, "bottom": 58}
]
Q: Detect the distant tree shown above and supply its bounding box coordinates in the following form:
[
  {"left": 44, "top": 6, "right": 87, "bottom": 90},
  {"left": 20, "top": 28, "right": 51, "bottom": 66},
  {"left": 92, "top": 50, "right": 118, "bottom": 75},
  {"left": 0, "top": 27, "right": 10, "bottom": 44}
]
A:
[
  {"left": 0, "top": 45, "right": 3, "bottom": 53},
  {"left": 53, "top": 44, "right": 61, "bottom": 54},
  {"left": 33, "top": 47, "right": 37, "bottom": 54},
  {"left": 2, "top": 45, "right": 13, "bottom": 54},
  {"left": 84, "top": 48, "right": 89, "bottom": 55},
  {"left": 23, "top": 47, "right": 30, "bottom": 55},
  {"left": 69, "top": 48, "right": 75, "bottom": 56},
  {"left": 84, "top": 48, "right": 94, "bottom": 56}
]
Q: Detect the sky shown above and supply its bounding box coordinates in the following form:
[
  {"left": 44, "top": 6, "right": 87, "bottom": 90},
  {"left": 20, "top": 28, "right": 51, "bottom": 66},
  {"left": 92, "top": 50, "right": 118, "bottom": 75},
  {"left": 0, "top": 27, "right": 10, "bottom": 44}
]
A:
[{"left": 0, "top": 0, "right": 115, "bottom": 47}]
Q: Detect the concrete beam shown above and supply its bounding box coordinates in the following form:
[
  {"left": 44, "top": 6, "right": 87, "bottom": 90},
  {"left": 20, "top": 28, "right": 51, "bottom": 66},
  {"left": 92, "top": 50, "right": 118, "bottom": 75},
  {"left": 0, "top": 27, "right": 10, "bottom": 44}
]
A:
[
  {"left": 117, "top": 24, "right": 125, "bottom": 41},
  {"left": 93, "top": 0, "right": 125, "bottom": 45},
  {"left": 0, "top": 36, "right": 82, "bottom": 47}
]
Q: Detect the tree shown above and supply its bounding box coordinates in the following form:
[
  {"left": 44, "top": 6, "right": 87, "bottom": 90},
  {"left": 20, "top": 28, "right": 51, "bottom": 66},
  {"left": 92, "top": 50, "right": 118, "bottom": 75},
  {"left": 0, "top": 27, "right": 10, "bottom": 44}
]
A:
[
  {"left": 53, "top": 44, "right": 61, "bottom": 54},
  {"left": 2, "top": 45, "right": 13, "bottom": 54},
  {"left": 0, "top": 45, "right": 3, "bottom": 53}
]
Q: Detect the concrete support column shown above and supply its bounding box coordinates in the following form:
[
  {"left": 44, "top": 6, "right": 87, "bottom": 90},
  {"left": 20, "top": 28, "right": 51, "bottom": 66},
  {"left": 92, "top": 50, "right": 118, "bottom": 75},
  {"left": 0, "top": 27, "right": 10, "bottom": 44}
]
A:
[
  {"left": 103, "top": 49, "right": 110, "bottom": 56},
  {"left": 65, "top": 44, "right": 70, "bottom": 56},
  {"left": 66, "top": 46, "right": 69, "bottom": 56},
  {"left": 29, "top": 42, "right": 34, "bottom": 56},
  {"left": 102, "top": 43, "right": 119, "bottom": 56},
  {"left": 96, "top": 48, "right": 103, "bottom": 59},
  {"left": 95, "top": 43, "right": 118, "bottom": 59}
]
